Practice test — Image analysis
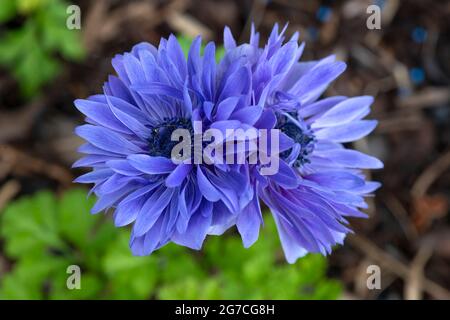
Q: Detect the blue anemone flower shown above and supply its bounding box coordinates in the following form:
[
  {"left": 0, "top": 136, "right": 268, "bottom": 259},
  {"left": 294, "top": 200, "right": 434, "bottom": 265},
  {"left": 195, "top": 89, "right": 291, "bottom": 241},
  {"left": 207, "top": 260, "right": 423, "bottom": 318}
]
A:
[
  {"left": 74, "top": 25, "right": 382, "bottom": 262},
  {"left": 73, "top": 36, "right": 256, "bottom": 255},
  {"left": 224, "top": 24, "right": 383, "bottom": 263}
]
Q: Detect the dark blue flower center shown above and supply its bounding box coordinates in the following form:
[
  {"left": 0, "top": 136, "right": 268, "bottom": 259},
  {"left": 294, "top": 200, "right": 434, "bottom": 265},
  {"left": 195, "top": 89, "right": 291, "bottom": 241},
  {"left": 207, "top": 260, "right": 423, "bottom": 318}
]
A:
[
  {"left": 277, "top": 116, "right": 315, "bottom": 168},
  {"left": 148, "top": 118, "right": 193, "bottom": 158}
]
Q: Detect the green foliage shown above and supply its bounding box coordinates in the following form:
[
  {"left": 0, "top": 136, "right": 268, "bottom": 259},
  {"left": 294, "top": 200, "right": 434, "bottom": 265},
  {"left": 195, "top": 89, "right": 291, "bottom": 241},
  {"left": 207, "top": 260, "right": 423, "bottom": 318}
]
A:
[
  {"left": 0, "top": 189, "right": 341, "bottom": 300},
  {"left": 0, "top": 0, "right": 84, "bottom": 98}
]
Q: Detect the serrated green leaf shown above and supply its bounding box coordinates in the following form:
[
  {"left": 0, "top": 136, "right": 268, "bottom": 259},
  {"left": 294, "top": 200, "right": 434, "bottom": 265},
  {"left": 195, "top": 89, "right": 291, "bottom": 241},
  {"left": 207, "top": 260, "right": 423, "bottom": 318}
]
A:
[
  {"left": 1, "top": 191, "right": 65, "bottom": 258},
  {"left": 58, "top": 189, "right": 98, "bottom": 249}
]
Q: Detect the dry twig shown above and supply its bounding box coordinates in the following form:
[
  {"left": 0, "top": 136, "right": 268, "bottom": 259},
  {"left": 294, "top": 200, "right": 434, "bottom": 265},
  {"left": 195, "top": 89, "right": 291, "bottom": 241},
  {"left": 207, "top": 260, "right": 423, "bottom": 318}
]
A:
[
  {"left": 382, "top": 193, "right": 418, "bottom": 241},
  {"left": 411, "top": 150, "right": 450, "bottom": 198},
  {"left": 0, "top": 145, "right": 73, "bottom": 186},
  {"left": 347, "top": 234, "right": 450, "bottom": 299},
  {"left": 397, "top": 87, "right": 450, "bottom": 110},
  {"left": 0, "top": 180, "right": 20, "bottom": 212},
  {"left": 405, "top": 243, "right": 434, "bottom": 300}
]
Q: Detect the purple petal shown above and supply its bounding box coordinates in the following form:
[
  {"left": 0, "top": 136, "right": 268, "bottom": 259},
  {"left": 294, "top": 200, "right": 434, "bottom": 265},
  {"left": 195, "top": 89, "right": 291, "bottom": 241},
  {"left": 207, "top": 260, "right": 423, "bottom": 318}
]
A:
[
  {"left": 106, "top": 75, "right": 133, "bottom": 102},
  {"left": 290, "top": 61, "right": 346, "bottom": 104},
  {"left": 255, "top": 109, "right": 277, "bottom": 129},
  {"left": 114, "top": 184, "right": 158, "bottom": 226},
  {"left": 133, "top": 186, "right": 175, "bottom": 237},
  {"left": 131, "top": 82, "right": 184, "bottom": 100},
  {"left": 215, "top": 96, "right": 239, "bottom": 121},
  {"left": 165, "top": 163, "right": 193, "bottom": 187},
  {"left": 106, "top": 96, "right": 150, "bottom": 140},
  {"left": 208, "top": 202, "right": 236, "bottom": 235},
  {"left": 318, "top": 149, "right": 383, "bottom": 169},
  {"left": 202, "top": 42, "right": 216, "bottom": 100},
  {"left": 266, "top": 160, "right": 299, "bottom": 189},
  {"left": 91, "top": 183, "right": 138, "bottom": 214},
  {"left": 314, "top": 120, "right": 378, "bottom": 143},
  {"left": 272, "top": 213, "right": 308, "bottom": 264},
  {"left": 72, "top": 155, "right": 117, "bottom": 168},
  {"left": 223, "top": 26, "right": 237, "bottom": 50},
  {"left": 299, "top": 96, "right": 346, "bottom": 119},
  {"left": 167, "top": 34, "right": 187, "bottom": 80},
  {"left": 74, "top": 99, "right": 130, "bottom": 134},
  {"left": 231, "top": 106, "right": 263, "bottom": 125},
  {"left": 311, "top": 96, "right": 373, "bottom": 128},
  {"left": 106, "top": 159, "right": 142, "bottom": 176},
  {"left": 196, "top": 166, "right": 221, "bottom": 201},
  {"left": 172, "top": 211, "right": 212, "bottom": 250},
  {"left": 218, "top": 66, "right": 250, "bottom": 102},
  {"left": 128, "top": 154, "right": 176, "bottom": 174},
  {"left": 236, "top": 196, "right": 262, "bottom": 248},
  {"left": 76, "top": 125, "right": 142, "bottom": 154},
  {"left": 123, "top": 53, "right": 146, "bottom": 84},
  {"left": 73, "top": 168, "right": 113, "bottom": 184},
  {"left": 306, "top": 171, "right": 365, "bottom": 190}
]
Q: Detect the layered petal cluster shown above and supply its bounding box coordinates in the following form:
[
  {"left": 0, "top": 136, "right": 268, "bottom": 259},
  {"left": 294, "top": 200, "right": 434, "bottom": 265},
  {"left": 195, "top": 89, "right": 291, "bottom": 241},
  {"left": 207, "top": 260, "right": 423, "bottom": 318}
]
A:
[
  {"left": 74, "top": 36, "right": 256, "bottom": 255},
  {"left": 225, "top": 24, "right": 383, "bottom": 263},
  {"left": 74, "top": 25, "right": 382, "bottom": 263}
]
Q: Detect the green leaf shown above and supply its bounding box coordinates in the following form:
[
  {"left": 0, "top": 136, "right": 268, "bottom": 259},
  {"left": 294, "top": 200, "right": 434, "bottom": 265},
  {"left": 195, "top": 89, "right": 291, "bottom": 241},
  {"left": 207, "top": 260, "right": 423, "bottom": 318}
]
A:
[
  {"left": 0, "top": 189, "right": 343, "bottom": 300},
  {"left": 0, "top": 255, "right": 67, "bottom": 299},
  {"left": 0, "top": 29, "right": 29, "bottom": 66},
  {"left": 313, "top": 280, "right": 343, "bottom": 300},
  {"left": 0, "top": 20, "right": 60, "bottom": 97},
  {"left": 0, "top": 0, "right": 85, "bottom": 98},
  {"left": 102, "top": 232, "right": 158, "bottom": 299},
  {"left": 36, "top": 1, "right": 85, "bottom": 60},
  {"left": 296, "top": 254, "right": 327, "bottom": 285},
  {"left": 0, "top": 0, "right": 17, "bottom": 23},
  {"left": 1, "top": 191, "right": 64, "bottom": 258},
  {"left": 58, "top": 189, "right": 98, "bottom": 249},
  {"left": 158, "top": 277, "right": 221, "bottom": 300},
  {"left": 0, "top": 189, "right": 121, "bottom": 299},
  {"left": 17, "top": 0, "right": 49, "bottom": 14},
  {"left": 49, "top": 272, "right": 104, "bottom": 300}
]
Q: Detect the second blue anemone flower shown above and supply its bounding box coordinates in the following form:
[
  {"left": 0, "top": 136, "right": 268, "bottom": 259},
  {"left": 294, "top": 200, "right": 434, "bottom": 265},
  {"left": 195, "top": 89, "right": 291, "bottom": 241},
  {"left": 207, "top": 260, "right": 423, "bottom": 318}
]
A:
[{"left": 224, "top": 24, "right": 383, "bottom": 263}]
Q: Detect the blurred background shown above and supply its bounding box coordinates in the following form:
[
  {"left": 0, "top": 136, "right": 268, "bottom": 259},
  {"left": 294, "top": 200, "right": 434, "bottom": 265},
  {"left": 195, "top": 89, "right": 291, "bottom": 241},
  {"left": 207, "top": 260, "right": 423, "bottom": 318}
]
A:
[{"left": 0, "top": 0, "right": 449, "bottom": 300}]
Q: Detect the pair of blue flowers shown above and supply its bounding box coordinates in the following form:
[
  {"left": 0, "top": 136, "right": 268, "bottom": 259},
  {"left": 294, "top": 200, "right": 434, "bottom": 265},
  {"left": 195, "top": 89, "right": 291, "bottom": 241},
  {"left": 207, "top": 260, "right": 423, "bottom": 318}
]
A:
[{"left": 74, "top": 25, "right": 382, "bottom": 263}]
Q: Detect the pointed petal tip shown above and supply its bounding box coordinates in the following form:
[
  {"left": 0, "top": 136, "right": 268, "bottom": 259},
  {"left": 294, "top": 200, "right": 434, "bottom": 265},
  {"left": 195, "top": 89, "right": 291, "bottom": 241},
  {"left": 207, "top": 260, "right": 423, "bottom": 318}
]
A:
[{"left": 223, "top": 26, "right": 237, "bottom": 50}]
